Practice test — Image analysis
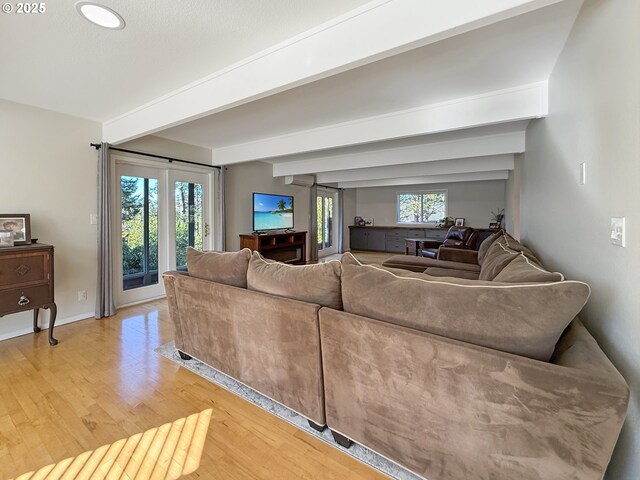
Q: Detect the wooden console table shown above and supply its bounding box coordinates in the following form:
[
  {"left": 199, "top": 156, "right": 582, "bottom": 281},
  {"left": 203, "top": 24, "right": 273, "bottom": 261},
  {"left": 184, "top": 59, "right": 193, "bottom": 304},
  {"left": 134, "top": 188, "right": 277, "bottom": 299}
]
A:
[
  {"left": 240, "top": 231, "right": 307, "bottom": 265},
  {"left": 0, "top": 243, "right": 58, "bottom": 345}
]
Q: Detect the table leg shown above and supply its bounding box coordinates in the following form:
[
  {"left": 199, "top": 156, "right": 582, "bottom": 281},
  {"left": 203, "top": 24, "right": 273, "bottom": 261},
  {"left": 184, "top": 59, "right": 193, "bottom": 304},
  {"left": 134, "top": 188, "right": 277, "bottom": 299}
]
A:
[
  {"left": 33, "top": 308, "right": 41, "bottom": 333},
  {"left": 46, "top": 303, "right": 58, "bottom": 346}
]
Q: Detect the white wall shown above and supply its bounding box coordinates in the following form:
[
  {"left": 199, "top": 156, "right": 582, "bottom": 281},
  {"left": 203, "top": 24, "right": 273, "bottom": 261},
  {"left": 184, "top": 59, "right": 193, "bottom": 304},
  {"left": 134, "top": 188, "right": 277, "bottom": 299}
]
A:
[
  {"left": 520, "top": 1, "right": 639, "bottom": 478},
  {"left": 0, "top": 99, "right": 101, "bottom": 340},
  {"left": 355, "top": 180, "right": 505, "bottom": 228},
  {"left": 224, "top": 161, "right": 311, "bottom": 255}
]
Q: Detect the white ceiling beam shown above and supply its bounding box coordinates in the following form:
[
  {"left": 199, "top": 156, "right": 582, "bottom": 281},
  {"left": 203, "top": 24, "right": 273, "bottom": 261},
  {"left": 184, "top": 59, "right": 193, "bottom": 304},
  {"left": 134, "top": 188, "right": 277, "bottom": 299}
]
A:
[
  {"left": 216, "top": 83, "right": 544, "bottom": 165},
  {"left": 338, "top": 170, "right": 510, "bottom": 189},
  {"left": 103, "top": 0, "right": 561, "bottom": 144},
  {"left": 272, "top": 130, "right": 525, "bottom": 177},
  {"left": 315, "top": 155, "right": 514, "bottom": 183}
]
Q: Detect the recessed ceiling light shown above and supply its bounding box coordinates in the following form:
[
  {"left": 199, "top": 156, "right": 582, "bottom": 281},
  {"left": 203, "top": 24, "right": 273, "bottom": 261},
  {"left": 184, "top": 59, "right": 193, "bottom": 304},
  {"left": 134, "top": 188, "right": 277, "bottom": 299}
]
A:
[{"left": 76, "top": 2, "right": 125, "bottom": 30}]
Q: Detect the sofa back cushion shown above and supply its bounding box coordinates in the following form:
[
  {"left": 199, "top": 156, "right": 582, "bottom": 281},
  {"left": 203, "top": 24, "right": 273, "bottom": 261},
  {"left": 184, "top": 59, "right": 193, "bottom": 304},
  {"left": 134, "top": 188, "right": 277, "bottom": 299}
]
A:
[
  {"left": 247, "top": 252, "right": 343, "bottom": 309},
  {"left": 478, "top": 241, "right": 520, "bottom": 281},
  {"left": 186, "top": 247, "right": 251, "bottom": 288},
  {"left": 340, "top": 255, "right": 590, "bottom": 361},
  {"left": 477, "top": 229, "right": 503, "bottom": 264},
  {"left": 497, "top": 232, "right": 539, "bottom": 262},
  {"left": 493, "top": 254, "right": 564, "bottom": 283}
]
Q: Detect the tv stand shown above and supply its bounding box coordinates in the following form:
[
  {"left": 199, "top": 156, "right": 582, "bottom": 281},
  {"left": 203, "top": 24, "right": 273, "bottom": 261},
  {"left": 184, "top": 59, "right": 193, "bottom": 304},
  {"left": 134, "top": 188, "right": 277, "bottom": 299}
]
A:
[{"left": 240, "top": 231, "right": 307, "bottom": 264}]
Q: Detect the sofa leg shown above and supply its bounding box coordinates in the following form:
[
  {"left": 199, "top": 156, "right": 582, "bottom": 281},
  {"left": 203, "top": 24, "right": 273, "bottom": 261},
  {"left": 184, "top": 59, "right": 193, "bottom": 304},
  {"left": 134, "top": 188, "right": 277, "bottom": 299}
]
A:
[
  {"left": 178, "top": 350, "right": 192, "bottom": 360},
  {"left": 331, "top": 430, "right": 353, "bottom": 449},
  {"left": 307, "top": 420, "right": 325, "bottom": 432}
]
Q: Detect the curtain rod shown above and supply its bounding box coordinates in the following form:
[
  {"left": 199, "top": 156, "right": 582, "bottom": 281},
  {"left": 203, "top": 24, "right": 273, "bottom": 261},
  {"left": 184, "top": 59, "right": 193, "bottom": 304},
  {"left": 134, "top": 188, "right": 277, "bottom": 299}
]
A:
[
  {"left": 315, "top": 183, "right": 342, "bottom": 190},
  {"left": 90, "top": 143, "right": 221, "bottom": 170}
]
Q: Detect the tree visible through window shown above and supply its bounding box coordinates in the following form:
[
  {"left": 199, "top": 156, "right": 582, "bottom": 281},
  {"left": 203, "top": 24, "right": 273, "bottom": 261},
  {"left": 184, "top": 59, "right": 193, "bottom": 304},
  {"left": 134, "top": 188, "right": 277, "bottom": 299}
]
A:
[{"left": 397, "top": 191, "right": 447, "bottom": 223}]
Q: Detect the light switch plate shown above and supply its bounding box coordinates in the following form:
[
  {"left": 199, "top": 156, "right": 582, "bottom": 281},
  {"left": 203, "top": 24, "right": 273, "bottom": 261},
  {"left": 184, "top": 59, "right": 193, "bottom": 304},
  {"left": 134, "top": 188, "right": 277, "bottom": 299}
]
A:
[
  {"left": 610, "top": 217, "right": 626, "bottom": 247},
  {"left": 90, "top": 214, "right": 98, "bottom": 225}
]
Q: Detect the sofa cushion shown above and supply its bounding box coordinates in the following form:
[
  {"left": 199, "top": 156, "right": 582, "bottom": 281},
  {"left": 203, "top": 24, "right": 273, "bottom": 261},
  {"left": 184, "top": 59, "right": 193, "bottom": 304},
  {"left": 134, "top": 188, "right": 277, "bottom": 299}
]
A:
[
  {"left": 477, "top": 241, "right": 520, "bottom": 281},
  {"left": 247, "top": 252, "right": 342, "bottom": 309},
  {"left": 381, "top": 254, "right": 481, "bottom": 273},
  {"left": 186, "top": 247, "right": 251, "bottom": 288},
  {"left": 340, "top": 260, "right": 590, "bottom": 361},
  {"left": 477, "top": 229, "right": 503, "bottom": 264},
  {"left": 496, "top": 232, "right": 540, "bottom": 263},
  {"left": 493, "top": 254, "right": 564, "bottom": 283},
  {"left": 424, "top": 267, "right": 480, "bottom": 280}
]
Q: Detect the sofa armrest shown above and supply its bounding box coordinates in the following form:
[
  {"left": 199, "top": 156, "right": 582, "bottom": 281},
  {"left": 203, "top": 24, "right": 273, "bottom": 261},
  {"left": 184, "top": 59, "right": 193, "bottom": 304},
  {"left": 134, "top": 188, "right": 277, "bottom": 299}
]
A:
[
  {"left": 418, "top": 240, "right": 442, "bottom": 249},
  {"left": 437, "top": 247, "right": 478, "bottom": 264},
  {"left": 552, "top": 318, "right": 627, "bottom": 382},
  {"left": 162, "top": 271, "right": 191, "bottom": 349},
  {"left": 319, "top": 309, "right": 629, "bottom": 480}
]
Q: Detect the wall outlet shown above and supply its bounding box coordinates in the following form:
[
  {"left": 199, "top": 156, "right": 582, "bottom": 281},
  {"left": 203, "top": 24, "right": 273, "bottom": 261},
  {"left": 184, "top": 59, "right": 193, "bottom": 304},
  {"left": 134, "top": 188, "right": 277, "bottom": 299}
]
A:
[
  {"left": 78, "top": 290, "right": 87, "bottom": 301},
  {"left": 610, "top": 217, "right": 626, "bottom": 247}
]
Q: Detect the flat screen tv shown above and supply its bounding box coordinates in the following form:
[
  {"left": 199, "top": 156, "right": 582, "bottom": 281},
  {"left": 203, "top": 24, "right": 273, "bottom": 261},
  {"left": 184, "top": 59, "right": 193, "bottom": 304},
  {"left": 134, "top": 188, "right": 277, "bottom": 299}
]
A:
[{"left": 253, "top": 193, "right": 294, "bottom": 232}]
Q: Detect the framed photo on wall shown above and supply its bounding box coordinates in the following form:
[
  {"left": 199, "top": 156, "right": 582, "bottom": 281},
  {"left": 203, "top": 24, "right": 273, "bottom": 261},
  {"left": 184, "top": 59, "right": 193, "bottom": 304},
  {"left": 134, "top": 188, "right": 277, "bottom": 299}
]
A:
[
  {"left": 0, "top": 214, "right": 31, "bottom": 245},
  {"left": 454, "top": 217, "right": 465, "bottom": 227}
]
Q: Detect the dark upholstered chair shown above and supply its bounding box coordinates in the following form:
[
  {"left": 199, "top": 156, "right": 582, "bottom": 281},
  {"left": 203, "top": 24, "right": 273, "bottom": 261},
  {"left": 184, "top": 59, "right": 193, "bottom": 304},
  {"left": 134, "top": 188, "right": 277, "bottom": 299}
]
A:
[{"left": 419, "top": 226, "right": 478, "bottom": 258}]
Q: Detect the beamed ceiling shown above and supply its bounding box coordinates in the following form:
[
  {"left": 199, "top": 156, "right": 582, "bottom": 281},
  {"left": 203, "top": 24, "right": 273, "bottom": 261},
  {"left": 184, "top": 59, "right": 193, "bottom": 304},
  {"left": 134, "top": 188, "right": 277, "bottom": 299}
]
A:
[{"left": 1, "top": 0, "right": 584, "bottom": 188}]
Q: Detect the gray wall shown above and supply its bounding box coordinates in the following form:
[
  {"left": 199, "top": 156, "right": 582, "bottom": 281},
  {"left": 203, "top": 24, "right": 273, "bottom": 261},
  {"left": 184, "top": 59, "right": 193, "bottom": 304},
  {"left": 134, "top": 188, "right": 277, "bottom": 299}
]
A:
[
  {"left": 225, "top": 161, "right": 311, "bottom": 255},
  {"left": 504, "top": 155, "right": 522, "bottom": 239},
  {"left": 0, "top": 99, "right": 101, "bottom": 340},
  {"left": 355, "top": 180, "right": 505, "bottom": 228},
  {"left": 342, "top": 188, "right": 357, "bottom": 250},
  {"left": 521, "top": 1, "right": 639, "bottom": 478}
]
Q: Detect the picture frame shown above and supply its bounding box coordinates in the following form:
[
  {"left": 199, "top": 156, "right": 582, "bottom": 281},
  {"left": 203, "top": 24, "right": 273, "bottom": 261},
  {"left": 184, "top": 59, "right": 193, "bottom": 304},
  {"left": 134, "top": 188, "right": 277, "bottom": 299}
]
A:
[
  {"left": 0, "top": 214, "right": 31, "bottom": 245},
  {"left": 489, "top": 222, "right": 500, "bottom": 229},
  {"left": 0, "top": 230, "right": 14, "bottom": 247},
  {"left": 454, "top": 217, "right": 465, "bottom": 227}
]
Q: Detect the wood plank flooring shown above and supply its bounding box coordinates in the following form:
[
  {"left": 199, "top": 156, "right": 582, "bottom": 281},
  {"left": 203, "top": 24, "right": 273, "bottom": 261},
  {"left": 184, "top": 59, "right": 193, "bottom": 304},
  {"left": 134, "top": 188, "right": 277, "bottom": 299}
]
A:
[{"left": 0, "top": 301, "right": 384, "bottom": 479}]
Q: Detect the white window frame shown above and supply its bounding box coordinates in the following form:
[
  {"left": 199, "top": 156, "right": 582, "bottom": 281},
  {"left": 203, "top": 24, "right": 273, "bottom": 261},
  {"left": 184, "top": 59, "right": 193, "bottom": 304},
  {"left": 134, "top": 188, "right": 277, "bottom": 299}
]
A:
[{"left": 396, "top": 189, "right": 448, "bottom": 225}]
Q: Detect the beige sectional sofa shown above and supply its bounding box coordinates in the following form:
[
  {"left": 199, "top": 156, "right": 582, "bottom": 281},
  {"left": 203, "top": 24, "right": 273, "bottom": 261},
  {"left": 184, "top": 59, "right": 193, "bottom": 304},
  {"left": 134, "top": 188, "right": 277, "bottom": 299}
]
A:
[{"left": 163, "top": 243, "right": 629, "bottom": 480}]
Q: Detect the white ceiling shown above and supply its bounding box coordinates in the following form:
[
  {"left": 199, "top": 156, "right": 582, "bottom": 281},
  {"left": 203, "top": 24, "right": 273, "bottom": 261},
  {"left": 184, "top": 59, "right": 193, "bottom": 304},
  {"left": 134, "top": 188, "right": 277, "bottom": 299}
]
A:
[
  {"left": 156, "top": 1, "right": 580, "bottom": 149},
  {"left": 0, "top": 0, "right": 371, "bottom": 121},
  {"left": 0, "top": 0, "right": 583, "bottom": 188}
]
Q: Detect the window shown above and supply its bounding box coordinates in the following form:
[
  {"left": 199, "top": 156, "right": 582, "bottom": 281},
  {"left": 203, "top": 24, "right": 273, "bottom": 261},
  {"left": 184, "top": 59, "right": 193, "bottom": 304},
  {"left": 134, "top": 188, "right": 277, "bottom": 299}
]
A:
[{"left": 397, "top": 190, "right": 447, "bottom": 224}]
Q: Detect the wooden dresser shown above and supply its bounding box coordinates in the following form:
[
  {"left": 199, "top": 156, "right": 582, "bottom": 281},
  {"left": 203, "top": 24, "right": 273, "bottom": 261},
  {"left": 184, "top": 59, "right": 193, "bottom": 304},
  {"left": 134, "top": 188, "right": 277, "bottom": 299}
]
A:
[
  {"left": 0, "top": 243, "right": 58, "bottom": 345},
  {"left": 239, "top": 231, "right": 307, "bottom": 264}
]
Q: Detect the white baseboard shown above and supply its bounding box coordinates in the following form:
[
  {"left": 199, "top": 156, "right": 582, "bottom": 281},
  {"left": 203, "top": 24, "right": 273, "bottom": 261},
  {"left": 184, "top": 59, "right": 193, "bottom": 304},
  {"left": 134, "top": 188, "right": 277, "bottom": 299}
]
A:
[
  {"left": 117, "top": 295, "right": 166, "bottom": 309},
  {"left": 0, "top": 311, "right": 95, "bottom": 342}
]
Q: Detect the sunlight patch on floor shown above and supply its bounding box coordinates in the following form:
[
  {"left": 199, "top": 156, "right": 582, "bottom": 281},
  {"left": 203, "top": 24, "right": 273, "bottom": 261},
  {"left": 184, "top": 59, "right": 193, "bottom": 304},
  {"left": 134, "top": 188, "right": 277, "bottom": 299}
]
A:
[{"left": 12, "top": 409, "right": 212, "bottom": 480}]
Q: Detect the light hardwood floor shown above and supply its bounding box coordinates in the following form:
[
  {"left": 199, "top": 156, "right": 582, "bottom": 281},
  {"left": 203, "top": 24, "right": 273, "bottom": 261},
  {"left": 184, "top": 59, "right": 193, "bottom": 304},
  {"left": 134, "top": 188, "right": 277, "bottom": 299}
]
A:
[{"left": 0, "top": 300, "right": 384, "bottom": 479}]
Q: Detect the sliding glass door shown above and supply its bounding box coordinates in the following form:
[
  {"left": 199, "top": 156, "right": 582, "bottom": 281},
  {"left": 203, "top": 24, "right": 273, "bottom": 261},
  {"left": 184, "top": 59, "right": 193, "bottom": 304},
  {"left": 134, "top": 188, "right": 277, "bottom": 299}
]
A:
[
  {"left": 115, "top": 161, "right": 212, "bottom": 306},
  {"left": 116, "top": 164, "right": 166, "bottom": 304},
  {"left": 170, "top": 171, "right": 210, "bottom": 271}
]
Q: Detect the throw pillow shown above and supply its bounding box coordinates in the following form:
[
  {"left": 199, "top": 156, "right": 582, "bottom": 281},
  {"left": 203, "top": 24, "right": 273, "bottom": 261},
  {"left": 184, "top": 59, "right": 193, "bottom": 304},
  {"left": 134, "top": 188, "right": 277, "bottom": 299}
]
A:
[
  {"left": 186, "top": 247, "right": 252, "bottom": 288},
  {"left": 341, "top": 262, "right": 590, "bottom": 361},
  {"left": 247, "top": 252, "right": 342, "bottom": 309}
]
